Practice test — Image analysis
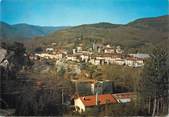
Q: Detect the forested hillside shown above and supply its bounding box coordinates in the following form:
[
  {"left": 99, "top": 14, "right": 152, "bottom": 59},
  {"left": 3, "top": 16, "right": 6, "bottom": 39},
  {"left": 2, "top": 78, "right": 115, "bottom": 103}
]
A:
[{"left": 30, "top": 15, "right": 169, "bottom": 52}]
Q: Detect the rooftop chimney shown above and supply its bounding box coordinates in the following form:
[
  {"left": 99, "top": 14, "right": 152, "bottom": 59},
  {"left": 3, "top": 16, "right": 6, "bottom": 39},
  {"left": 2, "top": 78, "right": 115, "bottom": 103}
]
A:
[{"left": 96, "top": 92, "right": 98, "bottom": 106}]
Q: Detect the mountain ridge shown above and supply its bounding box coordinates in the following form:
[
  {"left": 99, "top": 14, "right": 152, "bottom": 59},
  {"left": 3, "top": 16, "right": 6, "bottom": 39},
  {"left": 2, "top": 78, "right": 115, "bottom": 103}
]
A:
[
  {"left": 0, "top": 22, "right": 70, "bottom": 40},
  {"left": 30, "top": 15, "right": 168, "bottom": 52},
  {"left": 0, "top": 15, "right": 168, "bottom": 52}
]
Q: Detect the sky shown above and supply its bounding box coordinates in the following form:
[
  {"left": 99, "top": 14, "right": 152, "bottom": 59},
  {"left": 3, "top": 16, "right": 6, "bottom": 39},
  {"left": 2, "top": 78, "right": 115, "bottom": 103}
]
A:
[{"left": 0, "top": 0, "right": 168, "bottom": 26}]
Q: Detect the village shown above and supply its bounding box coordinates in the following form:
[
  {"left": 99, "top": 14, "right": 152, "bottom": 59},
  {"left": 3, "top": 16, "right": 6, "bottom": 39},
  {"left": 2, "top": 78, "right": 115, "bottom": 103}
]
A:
[
  {"left": 0, "top": 38, "right": 168, "bottom": 116},
  {"left": 0, "top": 0, "right": 168, "bottom": 115},
  {"left": 27, "top": 42, "right": 149, "bottom": 114},
  {"left": 0, "top": 40, "right": 151, "bottom": 115},
  {"left": 34, "top": 42, "right": 149, "bottom": 67}
]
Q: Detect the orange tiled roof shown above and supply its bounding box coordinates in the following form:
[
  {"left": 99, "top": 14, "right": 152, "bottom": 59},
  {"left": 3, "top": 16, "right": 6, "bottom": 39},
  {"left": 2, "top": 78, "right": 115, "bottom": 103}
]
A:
[{"left": 80, "top": 94, "right": 117, "bottom": 107}]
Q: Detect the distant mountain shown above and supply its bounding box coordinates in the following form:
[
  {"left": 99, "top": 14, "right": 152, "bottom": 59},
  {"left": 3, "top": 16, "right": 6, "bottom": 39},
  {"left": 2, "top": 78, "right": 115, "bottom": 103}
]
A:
[
  {"left": 78, "top": 22, "right": 122, "bottom": 29},
  {"left": 128, "top": 15, "right": 169, "bottom": 32},
  {"left": 31, "top": 15, "right": 168, "bottom": 52},
  {"left": 0, "top": 22, "right": 69, "bottom": 40}
]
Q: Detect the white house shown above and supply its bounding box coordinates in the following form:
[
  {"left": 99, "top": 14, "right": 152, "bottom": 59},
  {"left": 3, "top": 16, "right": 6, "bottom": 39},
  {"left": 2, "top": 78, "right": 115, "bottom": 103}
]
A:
[
  {"left": 80, "top": 54, "right": 89, "bottom": 63},
  {"left": 0, "top": 48, "right": 7, "bottom": 63},
  {"left": 46, "top": 48, "right": 54, "bottom": 52},
  {"left": 104, "top": 48, "right": 115, "bottom": 54},
  {"left": 129, "top": 53, "right": 150, "bottom": 59},
  {"left": 73, "top": 49, "right": 76, "bottom": 54},
  {"left": 114, "top": 59, "right": 125, "bottom": 65},
  {"left": 74, "top": 94, "right": 117, "bottom": 113},
  {"left": 35, "top": 53, "right": 62, "bottom": 60},
  {"left": 125, "top": 57, "right": 144, "bottom": 67},
  {"left": 115, "top": 46, "right": 123, "bottom": 54},
  {"left": 92, "top": 58, "right": 105, "bottom": 65},
  {"left": 66, "top": 55, "right": 79, "bottom": 62},
  {"left": 77, "top": 46, "right": 82, "bottom": 52},
  {"left": 105, "top": 44, "right": 111, "bottom": 48},
  {"left": 0, "top": 59, "right": 9, "bottom": 68}
]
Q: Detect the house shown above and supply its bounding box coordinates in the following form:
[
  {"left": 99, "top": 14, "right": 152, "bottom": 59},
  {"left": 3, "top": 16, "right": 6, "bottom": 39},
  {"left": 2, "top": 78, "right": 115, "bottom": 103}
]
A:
[
  {"left": 0, "top": 48, "right": 8, "bottom": 68},
  {"left": 115, "top": 46, "right": 123, "bottom": 54},
  {"left": 125, "top": 57, "right": 144, "bottom": 67},
  {"left": 104, "top": 45, "right": 115, "bottom": 54},
  {"left": 58, "top": 49, "right": 68, "bottom": 55},
  {"left": 124, "top": 57, "right": 136, "bottom": 67},
  {"left": 105, "top": 44, "right": 111, "bottom": 48},
  {"left": 109, "top": 54, "right": 123, "bottom": 64},
  {"left": 93, "top": 43, "right": 103, "bottom": 53},
  {"left": 114, "top": 59, "right": 125, "bottom": 66},
  {"left": 74, "top": 94, "right": 117, "bottom": 113},
  {"left": 80, "top": 54, "right": 89, "bottom": 63},
  {"left": 94, "top": 55, "right": 109, "bottom": 65},
  {"left": 89, "top": 58, "right": 101, "bottom": 65},
  {"left": 66, "top": 55, "right": 79, "bottom": 62},
  {"left": 0, "top": 59, "right": 9, "bottom": 68},
  {"left": 112, "top": 92, "right": 136, "bottom": 104},
  {"left": 104, "top": 48, "right": 115, "bottom": 54},
  {"left": 80, "top": 50, "right": 92, "bottom": 55},
  {"left": 77, "top": 46, "right": 82, "bottom": 52},
  {"left": 93, "top": 58, "right": 105, "bottom": 65},
  {"left": 129, "top": 53, "right": 150, "bottom": 59},
  {"left": 46, "top": 48, "right": 54, "bottom": 52},
  {"left": 73, "top": 49, "right": 76, "bottom": 54},
  {"left": 35, "top": 53, "right": 62, "bottom": 60},
  {"left": 55, "top": 53, "right": 63, "bottom": 59},
  {"left": 89, "top": 54, "right": 124, "bottom": 66},
  {"left": 98, "top": 54, "right": 113, "bottom": 64},
  {"left": 0, "top": 48, "right": 7, "bottom": 63}
]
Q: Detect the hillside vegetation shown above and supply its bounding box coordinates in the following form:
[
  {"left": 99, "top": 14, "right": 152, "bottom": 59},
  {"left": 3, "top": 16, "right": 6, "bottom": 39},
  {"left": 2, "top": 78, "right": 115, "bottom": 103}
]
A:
[{"left": 31, "top": 15, "right": 169, "bottom": 52}]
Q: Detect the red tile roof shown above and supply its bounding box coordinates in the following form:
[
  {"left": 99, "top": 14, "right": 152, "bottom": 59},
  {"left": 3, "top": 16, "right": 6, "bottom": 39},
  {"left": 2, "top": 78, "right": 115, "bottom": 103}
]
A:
[{"left": 79, "top": 94, "right": 117, "bottom": 107}]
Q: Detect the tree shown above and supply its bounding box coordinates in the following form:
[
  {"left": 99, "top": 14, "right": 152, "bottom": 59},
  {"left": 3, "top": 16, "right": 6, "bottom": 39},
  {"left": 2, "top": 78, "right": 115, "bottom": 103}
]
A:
[
  {"left": 15, "top": 83, "right": 63, "bottom": 116},
  {"left": 85, "top": 64, "right": 98, "bottom": 79},
  {"left": 101, "top": 64, "right": 141, "bottom": 93},
  {"left": 2, "top": 41, "right": 30, "bottom": 74},
  {"left": 57, "top": 66, "right": 66, "bottom": 78},
  {"left": 15, "top": 76, "right": 74, "bottom": 116},
  {"left": 139, "top": 46, "right": 169, "bottom": 116},
  {"left": 0, "top": 41, "right": 33, "bottom": 112}
]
